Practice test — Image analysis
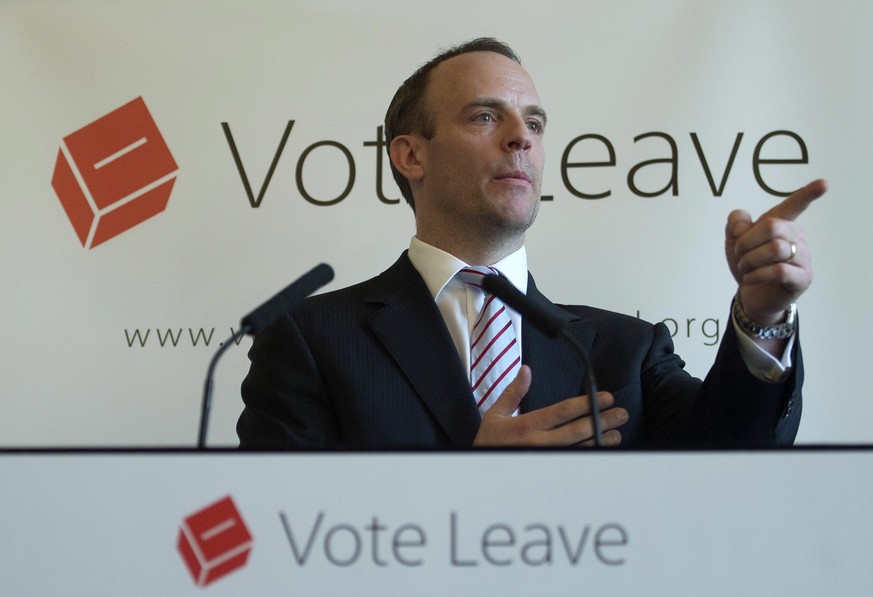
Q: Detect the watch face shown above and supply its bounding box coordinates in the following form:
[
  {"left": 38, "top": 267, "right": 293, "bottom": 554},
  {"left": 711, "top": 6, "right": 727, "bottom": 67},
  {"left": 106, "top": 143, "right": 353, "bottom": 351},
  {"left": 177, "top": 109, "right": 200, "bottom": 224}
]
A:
[{"left": 785, "top": 303, "right": 797, "bottom": 326}]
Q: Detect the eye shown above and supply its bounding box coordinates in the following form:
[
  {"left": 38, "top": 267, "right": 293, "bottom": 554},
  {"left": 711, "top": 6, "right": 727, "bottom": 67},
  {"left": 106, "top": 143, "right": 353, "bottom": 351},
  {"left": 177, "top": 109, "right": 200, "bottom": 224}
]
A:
[
  {"left": 527, "top": 120, "right": 545, "bottom": 135},
  {"left": 473, "top": 112, "right": 495, "bottom": 123}
]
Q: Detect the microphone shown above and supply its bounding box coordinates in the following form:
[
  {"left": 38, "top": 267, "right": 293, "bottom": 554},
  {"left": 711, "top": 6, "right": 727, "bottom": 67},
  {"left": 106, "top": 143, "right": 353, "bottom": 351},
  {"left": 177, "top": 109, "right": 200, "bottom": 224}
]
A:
[
  {"left": 480, "top": 274, "right": 603, "bottom": 447},
  {"left": 240, "top": 263, "right": 335, "bottom": 334},
  {"left": 197, "top": 263, "right": 335, "bottom": 448}
]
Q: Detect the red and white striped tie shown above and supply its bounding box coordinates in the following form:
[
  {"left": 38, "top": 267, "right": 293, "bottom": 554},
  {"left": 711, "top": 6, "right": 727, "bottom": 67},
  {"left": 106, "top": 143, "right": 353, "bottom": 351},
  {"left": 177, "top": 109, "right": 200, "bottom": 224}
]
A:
[{"left": 457, "top": 267, "right": 522, "bottom": 414}]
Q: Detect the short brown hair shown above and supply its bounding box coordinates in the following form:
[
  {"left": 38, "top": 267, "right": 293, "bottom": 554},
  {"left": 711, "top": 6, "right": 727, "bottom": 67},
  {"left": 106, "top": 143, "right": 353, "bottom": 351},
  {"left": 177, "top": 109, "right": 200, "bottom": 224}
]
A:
[{"left": 384, "top": 38, "right": 521, "bottom": 210}]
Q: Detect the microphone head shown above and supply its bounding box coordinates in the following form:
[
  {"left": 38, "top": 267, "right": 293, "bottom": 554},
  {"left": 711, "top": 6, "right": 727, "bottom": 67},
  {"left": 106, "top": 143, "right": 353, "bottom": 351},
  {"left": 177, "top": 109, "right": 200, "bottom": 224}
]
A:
[
  {"left": 241, "top": 263, "right": 334, "bottom": 334},
  {"left": 304, "top": 262, "right": 335, "bottom": 289},
  {"left": 481, "top": 273, "right": 564, "bottom": 338}
]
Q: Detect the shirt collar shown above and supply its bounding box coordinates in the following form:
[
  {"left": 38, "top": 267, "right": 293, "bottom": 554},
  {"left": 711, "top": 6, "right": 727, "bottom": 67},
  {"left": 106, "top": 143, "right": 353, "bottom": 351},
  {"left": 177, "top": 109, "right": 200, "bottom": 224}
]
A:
[{"left": 408, "top": 236, "right": 529, "bottom": 299}]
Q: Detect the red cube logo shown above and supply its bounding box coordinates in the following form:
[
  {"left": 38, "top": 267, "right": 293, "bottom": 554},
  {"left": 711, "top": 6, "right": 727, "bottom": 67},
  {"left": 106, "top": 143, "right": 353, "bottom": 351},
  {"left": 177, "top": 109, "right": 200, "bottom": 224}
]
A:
[
  {"left": 51, "top": 96, "right": 178, "bottom": 249},
  {"left": 177, "top": 495, "right": 253, "bottom": 587}
]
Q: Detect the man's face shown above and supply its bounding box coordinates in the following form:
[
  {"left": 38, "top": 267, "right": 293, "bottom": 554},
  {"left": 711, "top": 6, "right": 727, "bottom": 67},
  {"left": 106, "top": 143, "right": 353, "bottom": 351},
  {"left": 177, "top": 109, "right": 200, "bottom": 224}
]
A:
[{"left": 412, "top": 51, "right": 546, "bottom": 244}]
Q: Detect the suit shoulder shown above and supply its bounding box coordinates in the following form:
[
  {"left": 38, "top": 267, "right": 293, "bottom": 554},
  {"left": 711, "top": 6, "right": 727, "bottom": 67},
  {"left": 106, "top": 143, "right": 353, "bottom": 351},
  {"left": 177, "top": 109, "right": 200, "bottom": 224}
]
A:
[
  {"left": 556, "top": 303, "right": 654, "bottom": 333},
  {"left": 286, "top": 253, "right": 425, "bottom": 331},
  {"left": 295, "top": 252, "right": 417, "bottom": 312}
]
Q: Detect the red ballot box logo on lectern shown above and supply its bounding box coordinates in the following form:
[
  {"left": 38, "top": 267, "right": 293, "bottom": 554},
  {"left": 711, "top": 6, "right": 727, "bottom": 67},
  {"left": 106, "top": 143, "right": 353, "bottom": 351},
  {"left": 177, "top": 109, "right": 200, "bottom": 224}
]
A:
[
  {"left": 51, "top": 96, "right": 178, "bottom": 249},
  {"left": 177, "top": 495, "right": 253, "bottom": 587}
]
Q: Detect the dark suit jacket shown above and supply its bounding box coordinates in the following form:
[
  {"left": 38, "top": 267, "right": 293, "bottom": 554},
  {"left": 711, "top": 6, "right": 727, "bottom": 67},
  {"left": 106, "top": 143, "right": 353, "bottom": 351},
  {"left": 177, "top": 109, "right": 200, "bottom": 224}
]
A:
[{"left": 238, "top": 252, "right": 801, "bottom": 448}]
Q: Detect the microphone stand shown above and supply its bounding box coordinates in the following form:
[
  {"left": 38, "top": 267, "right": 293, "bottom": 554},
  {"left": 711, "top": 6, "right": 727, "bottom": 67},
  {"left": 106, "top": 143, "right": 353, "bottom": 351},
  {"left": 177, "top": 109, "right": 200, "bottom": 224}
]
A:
[
  {"left": 557, "top": 329, "right": 602, "bottom": 446},
  {"left": 198, "top": 326, "right": 249, "bottom": 449}
]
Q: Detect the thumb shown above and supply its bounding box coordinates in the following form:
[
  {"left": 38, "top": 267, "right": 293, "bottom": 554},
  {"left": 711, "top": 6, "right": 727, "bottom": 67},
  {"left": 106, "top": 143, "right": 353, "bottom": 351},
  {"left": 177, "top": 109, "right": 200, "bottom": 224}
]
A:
[
  {"left": 487, "top": 365, "right": 531, "bottom": 417},
  {"left": 725, "top": 209, "right": 753, "bottom": 242},
  {"left": 725, "top": 210, "right": 753, "bottom": 282}
]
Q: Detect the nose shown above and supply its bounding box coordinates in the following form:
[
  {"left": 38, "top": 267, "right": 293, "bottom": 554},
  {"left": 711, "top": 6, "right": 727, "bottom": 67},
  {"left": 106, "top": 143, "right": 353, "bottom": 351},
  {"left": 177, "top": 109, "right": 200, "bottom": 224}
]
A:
[{"left": 502, "top": 113, "right": 533, "bottom": 153}]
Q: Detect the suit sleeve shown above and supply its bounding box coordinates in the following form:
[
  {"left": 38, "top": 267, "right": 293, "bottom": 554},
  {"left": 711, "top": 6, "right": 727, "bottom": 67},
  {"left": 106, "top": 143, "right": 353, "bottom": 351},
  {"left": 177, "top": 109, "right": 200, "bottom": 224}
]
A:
[
  {"left": 687, "top": 322, "right": 802, "bottom": 445},
  {"left": 642, "top": 321, "right": 802, "bottom": 447}
]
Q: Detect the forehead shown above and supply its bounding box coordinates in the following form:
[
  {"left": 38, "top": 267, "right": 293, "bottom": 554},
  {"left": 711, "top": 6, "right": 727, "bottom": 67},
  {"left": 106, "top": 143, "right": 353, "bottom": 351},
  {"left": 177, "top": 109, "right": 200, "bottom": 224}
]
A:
[{"left": 425, "top": 51, "right": 542, "bottom": 115}]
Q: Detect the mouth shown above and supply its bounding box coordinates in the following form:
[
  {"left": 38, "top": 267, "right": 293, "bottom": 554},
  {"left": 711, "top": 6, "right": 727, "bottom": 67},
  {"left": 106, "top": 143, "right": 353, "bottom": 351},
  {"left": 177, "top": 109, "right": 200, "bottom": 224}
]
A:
[{"left": 494, "top": 170, "right": 532, "bottom": 184}]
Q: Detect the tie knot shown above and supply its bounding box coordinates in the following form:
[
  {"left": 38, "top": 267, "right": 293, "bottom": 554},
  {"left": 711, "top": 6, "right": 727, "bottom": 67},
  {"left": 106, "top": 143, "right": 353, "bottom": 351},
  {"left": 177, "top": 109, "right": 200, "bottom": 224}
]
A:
[{"left": 457, "top": 266, "right": 499, "bottom": 290}]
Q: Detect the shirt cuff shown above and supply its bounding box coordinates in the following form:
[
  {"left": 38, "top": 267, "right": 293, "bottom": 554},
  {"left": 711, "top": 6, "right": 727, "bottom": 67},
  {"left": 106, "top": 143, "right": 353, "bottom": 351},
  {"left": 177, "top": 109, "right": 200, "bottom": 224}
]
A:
[{"left": 732, "top": 314, "right": 795, "bottom": 383}]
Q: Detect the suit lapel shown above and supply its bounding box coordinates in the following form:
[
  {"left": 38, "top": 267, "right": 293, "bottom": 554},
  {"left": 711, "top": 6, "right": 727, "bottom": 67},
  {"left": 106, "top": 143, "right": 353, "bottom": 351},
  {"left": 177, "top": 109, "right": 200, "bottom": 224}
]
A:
[
  {"left": 364, "top": 254, "right": 481, "bottom": 445},
  {"left": 521, "top": 276, "right": 597, "bottom": 412},
  {"left": 360, "top": 258, "right": 595, "bottom": 439}
]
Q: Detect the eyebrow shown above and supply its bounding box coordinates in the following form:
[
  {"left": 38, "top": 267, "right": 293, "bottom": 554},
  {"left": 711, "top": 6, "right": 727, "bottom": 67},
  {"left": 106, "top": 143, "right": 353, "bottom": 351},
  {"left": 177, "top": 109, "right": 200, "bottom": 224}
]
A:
[{"left": 466, "top": 98, "right": 548, "bottom": 125}]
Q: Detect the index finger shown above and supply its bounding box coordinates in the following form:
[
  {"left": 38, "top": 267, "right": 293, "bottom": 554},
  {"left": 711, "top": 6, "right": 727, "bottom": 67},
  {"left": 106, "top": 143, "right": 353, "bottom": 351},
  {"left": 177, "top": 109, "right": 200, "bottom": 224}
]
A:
[
  {"left": 539, "top": 392, "right": 614, "bottom": 430},
  {"left": 761, "top": 178, "right": 828, "bottom": 222}
]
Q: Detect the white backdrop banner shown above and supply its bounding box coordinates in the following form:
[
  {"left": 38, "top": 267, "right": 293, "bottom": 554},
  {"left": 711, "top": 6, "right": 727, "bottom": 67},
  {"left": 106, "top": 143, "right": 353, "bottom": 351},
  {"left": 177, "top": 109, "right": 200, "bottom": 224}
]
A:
[{"left": 1, "top": 0, "right": 870, "bottom": 446}]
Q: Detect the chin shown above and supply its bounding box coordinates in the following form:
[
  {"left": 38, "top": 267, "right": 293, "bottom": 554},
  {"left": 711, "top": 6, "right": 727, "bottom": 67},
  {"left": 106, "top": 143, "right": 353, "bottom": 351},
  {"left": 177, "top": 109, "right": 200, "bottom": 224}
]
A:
[{"left": 495, "top": 208, "right": 539, "bottom": 232}]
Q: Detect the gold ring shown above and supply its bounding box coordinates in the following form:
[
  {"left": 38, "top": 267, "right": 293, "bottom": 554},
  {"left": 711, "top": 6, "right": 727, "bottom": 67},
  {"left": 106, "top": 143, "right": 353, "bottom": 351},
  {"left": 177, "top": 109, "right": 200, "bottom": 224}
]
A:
[{"left": 787, "top": 241, "right": 797, "bottom": 263}]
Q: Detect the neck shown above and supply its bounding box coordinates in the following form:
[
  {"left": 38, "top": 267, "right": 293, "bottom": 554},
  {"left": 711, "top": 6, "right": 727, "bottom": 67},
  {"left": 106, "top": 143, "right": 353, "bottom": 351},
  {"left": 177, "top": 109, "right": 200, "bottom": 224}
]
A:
[{"left": 416, "top": 228, "right": 523, "bottom": 266}]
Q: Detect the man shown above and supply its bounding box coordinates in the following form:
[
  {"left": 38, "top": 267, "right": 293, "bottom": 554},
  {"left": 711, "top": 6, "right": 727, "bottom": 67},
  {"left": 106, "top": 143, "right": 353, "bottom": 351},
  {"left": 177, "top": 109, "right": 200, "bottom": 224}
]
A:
[{"left": 238, "top": 38, "right": 826, "bottom": 448}]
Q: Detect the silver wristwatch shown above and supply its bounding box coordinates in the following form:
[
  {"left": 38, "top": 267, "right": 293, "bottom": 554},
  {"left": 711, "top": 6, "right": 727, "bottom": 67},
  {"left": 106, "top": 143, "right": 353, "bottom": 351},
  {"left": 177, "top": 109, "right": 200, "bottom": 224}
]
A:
[{"left": 732, "top": 291, "right": 797, "bottom": 340}]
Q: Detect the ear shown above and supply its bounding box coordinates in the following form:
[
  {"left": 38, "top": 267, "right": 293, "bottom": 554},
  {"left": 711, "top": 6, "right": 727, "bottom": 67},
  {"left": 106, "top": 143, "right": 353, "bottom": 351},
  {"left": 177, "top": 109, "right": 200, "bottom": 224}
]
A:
[{"left": 389, "top": 134, "right": 425, "bottom": 183}]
